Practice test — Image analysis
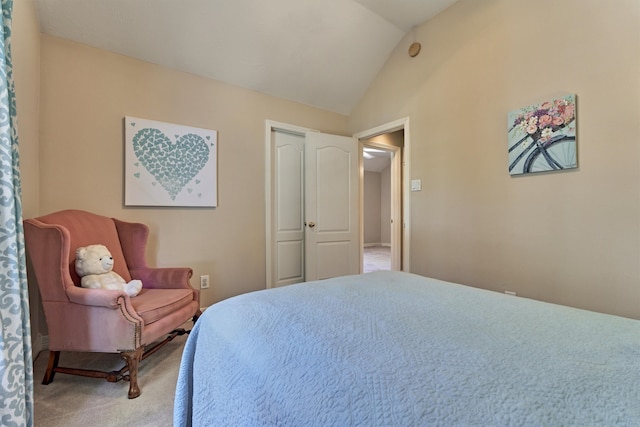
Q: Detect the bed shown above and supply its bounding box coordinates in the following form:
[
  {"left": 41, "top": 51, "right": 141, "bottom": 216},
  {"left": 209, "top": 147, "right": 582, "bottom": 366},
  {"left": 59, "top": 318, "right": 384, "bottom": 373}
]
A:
[{"left": 174, "top": 271, "right": 640, "bottom": 426}]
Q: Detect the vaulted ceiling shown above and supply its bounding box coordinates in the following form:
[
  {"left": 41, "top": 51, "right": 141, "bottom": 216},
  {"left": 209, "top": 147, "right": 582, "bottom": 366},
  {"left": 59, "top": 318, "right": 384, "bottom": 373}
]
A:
[{"left": 35, "top": 0, "right": 459, "bottom": 115}]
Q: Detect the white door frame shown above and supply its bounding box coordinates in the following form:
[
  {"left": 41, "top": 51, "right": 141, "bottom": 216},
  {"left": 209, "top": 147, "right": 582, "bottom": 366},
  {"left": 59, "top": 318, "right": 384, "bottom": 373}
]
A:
[
  {"left": 360, "top": 141, "right": 401, "bottom": 270},
  {"left": 354, "top": 117, "right": 411, "bottom": 272}
]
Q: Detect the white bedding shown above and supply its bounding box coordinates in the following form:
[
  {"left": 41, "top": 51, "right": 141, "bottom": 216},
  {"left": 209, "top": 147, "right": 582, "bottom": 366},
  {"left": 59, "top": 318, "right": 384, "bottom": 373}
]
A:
[{"left": 174, "top": 271, "right": 640, "bottom": 426}]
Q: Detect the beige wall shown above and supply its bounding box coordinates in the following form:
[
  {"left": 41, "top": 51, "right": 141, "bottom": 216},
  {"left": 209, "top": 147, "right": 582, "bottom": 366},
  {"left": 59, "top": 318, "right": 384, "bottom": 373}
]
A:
[
  {"left": 363, "top": 171, "right": 381, "bottom": 244},
  {"left": 349, "top": 0, "right": 640, "bottom": 318},
  {"left": 363, "top": 168, "right": 392, "bottom": 246},
  {"left": 37, "top": 35, "right": 348, "bottom": 308}
]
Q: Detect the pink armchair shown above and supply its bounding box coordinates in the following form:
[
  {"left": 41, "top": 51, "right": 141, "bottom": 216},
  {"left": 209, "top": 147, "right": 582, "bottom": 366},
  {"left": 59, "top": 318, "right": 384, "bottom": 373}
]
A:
[{"left": 24, "top": 209, "right": 201, "bottom": 398}]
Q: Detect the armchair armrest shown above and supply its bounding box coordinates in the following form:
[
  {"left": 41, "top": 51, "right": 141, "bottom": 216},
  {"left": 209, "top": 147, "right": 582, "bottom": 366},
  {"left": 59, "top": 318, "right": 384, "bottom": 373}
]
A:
[
  {"left": 65, "top": 286, "right": 144, "bottom": 329},
  {"left": 129, "top": 267, "right": 193, "bottom": 289},
  {"left": 66, "top": 285, "right": 130, "bottom": 308},
  {"left": 113, "top": 217, "right": 199, "bottom": 304},
  {"left": 54, "top": 285, "right": 144, "bottom": 352}
]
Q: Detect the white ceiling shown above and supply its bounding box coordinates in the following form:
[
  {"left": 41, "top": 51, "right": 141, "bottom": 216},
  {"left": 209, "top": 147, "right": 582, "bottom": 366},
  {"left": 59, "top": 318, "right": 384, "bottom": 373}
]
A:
[
  {"left": 363, "top": 149, "right": 391, "bottom": 173},
  {"left": 35, "top": 0, "right": 459, "bottom": 115}
]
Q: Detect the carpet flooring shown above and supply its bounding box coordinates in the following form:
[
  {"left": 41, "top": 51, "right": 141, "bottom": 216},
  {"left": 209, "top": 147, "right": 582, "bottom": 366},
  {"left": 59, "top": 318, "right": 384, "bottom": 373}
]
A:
[
  {"left": 363, "top": 245, "right": 391, "bottom": 273},
  {"left": 33, "top": 333, "right": 188, "bottom": 427}
]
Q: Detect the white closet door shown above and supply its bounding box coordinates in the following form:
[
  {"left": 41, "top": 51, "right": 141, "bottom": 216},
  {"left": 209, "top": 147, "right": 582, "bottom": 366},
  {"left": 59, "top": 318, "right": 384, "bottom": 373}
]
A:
[
  {"left": 272, "top": 130, "right": 305, "bottom": 287},
  {"left": 304, "top": 132, "right": 359, "bottom": 280}
]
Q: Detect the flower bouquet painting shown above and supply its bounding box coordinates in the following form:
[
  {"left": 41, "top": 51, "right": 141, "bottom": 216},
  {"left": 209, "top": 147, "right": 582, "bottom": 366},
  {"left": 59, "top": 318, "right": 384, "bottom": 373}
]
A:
[{"left": 508, "top": 94, "right": 576, "bottom": 175}]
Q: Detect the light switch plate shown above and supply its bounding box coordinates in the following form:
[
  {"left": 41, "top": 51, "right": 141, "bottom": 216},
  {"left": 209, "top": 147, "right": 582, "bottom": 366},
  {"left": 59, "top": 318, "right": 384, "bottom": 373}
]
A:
[{"left": 411, "top": 179, "right": 422, "bottom": 192}]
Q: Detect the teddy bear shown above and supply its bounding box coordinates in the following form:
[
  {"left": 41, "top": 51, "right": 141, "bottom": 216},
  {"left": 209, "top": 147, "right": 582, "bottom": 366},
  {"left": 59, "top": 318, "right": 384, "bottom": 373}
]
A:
[{"left": 75, "top": 244, "right": 143, "bottom": 297}]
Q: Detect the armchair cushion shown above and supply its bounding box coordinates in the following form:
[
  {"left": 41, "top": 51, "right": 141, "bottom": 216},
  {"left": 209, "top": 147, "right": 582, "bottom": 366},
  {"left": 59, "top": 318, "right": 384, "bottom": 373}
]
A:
[{"left": 132, "top": 288, "right": 194, "bottom": 325}]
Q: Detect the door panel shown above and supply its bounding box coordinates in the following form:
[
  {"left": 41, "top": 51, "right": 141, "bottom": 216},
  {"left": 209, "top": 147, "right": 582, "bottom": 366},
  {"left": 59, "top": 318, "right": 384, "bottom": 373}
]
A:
[
  {"left": 273, "top": 131, "right": 305, "bottom": 287},
  {"left": 277, "top": 240, "right": 304, "bottom": 281},
  {"left": 317, "top": 146, "right": 351, "bottom": 231},
  {"left": 316, "top": 241, "right": 352, "bottom": 280},
  {"left": 305, "top": 132, "right": 359, "bottom": 281}
]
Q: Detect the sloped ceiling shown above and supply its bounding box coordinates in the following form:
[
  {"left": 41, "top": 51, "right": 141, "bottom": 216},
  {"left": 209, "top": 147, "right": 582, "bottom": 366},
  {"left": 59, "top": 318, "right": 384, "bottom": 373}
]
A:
[{"left": 35, "top": 0, "right": 458, "bottom": 115}]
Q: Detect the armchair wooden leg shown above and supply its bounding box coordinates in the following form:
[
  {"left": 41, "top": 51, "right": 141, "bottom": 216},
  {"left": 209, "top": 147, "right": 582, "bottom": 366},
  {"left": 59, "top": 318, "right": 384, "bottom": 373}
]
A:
[
  {"left": 120, "top": 347, "right": 144, "bottom": 399},
  {"left": 42, "top": 351, "right": 60, "bottom": 385}
]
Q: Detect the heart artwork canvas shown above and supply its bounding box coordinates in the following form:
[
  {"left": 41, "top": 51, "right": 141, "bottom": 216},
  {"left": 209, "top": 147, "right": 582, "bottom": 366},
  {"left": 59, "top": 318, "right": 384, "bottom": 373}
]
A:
[{"left": 124, "top": 117, "right": 217, "bottom": 206}]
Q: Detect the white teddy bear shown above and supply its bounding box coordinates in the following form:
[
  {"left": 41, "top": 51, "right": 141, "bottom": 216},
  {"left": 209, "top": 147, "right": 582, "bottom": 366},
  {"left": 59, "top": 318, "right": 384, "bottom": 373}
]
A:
[{"left": 75, "top": 244, "right": 143, "bottom": 297}]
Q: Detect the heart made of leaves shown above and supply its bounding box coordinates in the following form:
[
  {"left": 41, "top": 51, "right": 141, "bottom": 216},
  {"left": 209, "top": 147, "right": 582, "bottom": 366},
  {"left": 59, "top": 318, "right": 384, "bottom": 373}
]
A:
[{"left": 133, "top": 128, "right": 209, "bottom": 200}]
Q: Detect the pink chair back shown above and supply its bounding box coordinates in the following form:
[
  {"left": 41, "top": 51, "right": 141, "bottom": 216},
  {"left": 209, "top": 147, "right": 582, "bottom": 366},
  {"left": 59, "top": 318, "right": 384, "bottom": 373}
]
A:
[{"left": 30, "top": 209, "right": 133, "bottom": 287}]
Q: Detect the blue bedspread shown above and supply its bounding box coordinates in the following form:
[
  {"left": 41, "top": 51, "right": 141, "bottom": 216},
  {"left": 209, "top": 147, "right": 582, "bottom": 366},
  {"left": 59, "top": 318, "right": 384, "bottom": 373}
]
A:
[{"left": 174, "top": 271, "right": 640, "bottom": 426}]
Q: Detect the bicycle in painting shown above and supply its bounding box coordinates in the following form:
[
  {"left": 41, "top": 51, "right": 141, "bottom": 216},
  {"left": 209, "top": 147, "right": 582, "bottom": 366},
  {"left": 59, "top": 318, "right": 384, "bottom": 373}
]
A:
[{"left": 508, "top": 94, "right": 576, "bottom": 175}]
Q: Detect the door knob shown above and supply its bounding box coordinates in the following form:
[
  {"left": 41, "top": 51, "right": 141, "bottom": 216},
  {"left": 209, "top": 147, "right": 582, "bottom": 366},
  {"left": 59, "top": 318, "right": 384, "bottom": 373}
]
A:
[{"left": 307, "top": 222, "right": 316, "bottom": 228}]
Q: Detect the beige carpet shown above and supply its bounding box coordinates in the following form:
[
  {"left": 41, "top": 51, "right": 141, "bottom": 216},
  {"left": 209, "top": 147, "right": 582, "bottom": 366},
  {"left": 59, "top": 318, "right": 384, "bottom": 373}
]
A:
[
  {"left": 363, "top": 245, "right": 391, "bottom": 273},
  {"left": 33, "top": 333, "right": 188, "bottom": 427}
]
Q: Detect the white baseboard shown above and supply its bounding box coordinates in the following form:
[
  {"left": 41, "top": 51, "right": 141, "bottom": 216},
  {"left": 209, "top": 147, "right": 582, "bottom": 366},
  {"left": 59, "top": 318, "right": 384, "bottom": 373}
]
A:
[{"left": 364, "top": 243, "right": 391, "bottom": 247}]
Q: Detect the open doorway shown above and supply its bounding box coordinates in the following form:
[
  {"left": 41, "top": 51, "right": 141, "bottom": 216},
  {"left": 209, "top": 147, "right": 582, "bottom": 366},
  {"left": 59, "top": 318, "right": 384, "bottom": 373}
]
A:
[
  {"left": 360, "top": 129, "right": 404, "bottom": 272},
  {"left": 363, "top": 146, "right": 393, "bottom": 272}
]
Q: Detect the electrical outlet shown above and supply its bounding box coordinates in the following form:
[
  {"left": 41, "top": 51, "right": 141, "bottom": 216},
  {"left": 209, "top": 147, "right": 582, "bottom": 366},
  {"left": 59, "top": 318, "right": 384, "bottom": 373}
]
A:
[{"left": 200, "top": 275, "right": 210, "bottom": 289}]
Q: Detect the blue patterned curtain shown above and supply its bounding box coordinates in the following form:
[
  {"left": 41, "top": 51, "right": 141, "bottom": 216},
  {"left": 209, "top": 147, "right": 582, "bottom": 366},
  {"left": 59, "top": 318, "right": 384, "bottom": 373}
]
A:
[{"left": 0, "top": 0, "right": 34, "bottom": 426}]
